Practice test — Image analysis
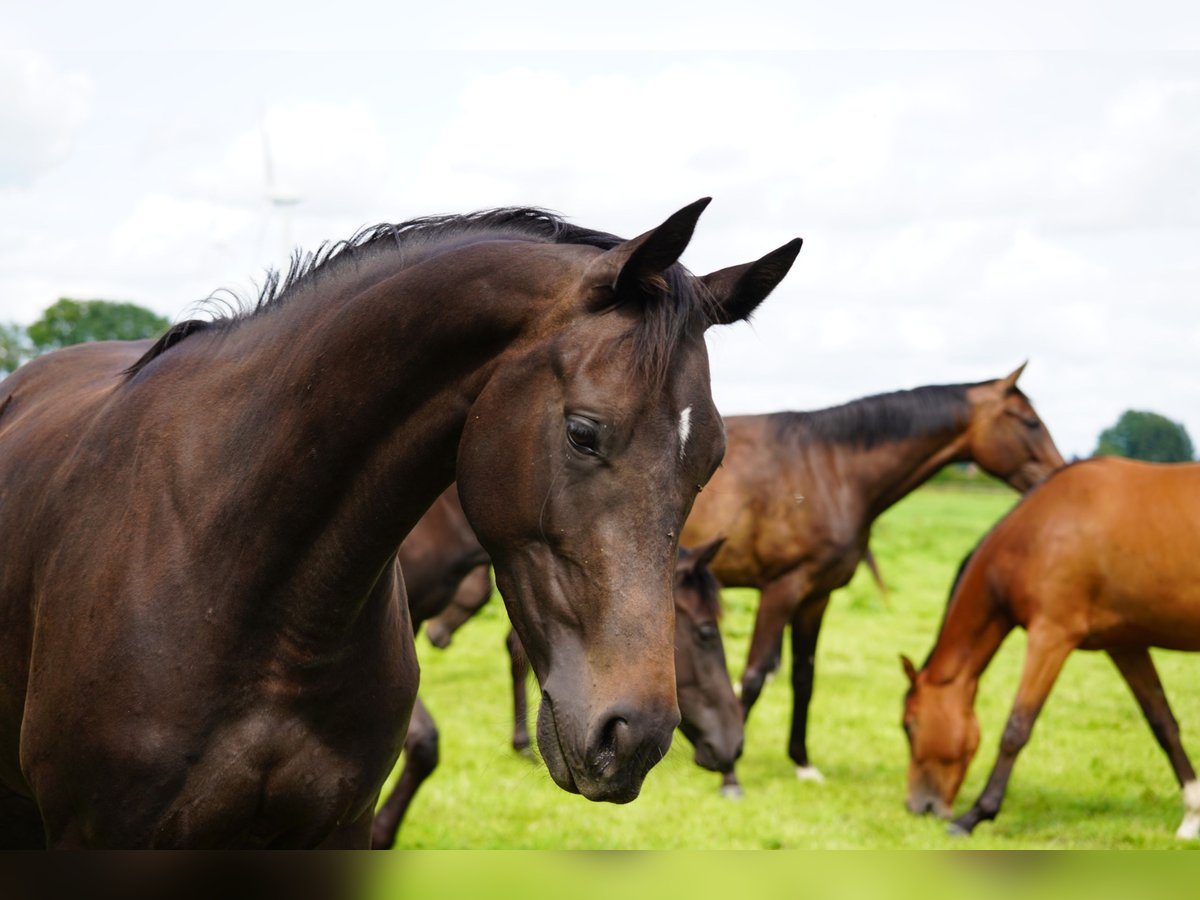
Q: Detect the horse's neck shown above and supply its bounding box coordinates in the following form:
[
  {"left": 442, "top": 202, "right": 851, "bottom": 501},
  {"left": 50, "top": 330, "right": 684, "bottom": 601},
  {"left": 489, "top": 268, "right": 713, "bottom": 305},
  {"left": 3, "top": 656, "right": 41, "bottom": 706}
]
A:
[
  {"left": 184, "top": 249, "right": 539, "bottom": 625},
  {"left": 831, "top": 423, "right": 967, "bottom": 523},
  {"left": 924, "top": 565, "right": 1013, "bottom": 688}
]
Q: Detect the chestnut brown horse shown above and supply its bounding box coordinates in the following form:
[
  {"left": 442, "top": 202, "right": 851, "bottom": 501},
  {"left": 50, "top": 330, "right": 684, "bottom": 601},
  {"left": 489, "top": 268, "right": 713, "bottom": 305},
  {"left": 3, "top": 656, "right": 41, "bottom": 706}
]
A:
[
  {"left": 680, "top": 366, "right": 1065, "bottom": 790},
  {"left": 0, "top": 203, "right": 801, "bottom": 847},
  {"left": 371, "top": 524, "right": 740, "bottom": 849},
  {"left": 902, "top": 457, "right": 1200, "bottom": 839}
]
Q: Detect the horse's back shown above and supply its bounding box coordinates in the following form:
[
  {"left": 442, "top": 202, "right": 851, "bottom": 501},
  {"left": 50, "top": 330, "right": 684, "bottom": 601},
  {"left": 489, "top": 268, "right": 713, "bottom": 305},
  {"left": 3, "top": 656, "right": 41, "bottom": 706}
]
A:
[
  {"left": 992, "top": 457, "right": 1200, "bottom": 649},
  {"left": 686, "top": 413, "right": 861, "bottom": 587}
]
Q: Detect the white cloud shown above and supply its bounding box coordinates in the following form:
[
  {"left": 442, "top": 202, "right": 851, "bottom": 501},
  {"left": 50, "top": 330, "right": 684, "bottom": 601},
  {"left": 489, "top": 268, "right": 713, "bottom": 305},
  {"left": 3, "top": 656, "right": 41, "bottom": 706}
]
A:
[
  {"left": 0, "top": 49, "right": 92, "bottom": 187},
  {"left": 187, "top": 101, "right": 391, "bottom": 217}
]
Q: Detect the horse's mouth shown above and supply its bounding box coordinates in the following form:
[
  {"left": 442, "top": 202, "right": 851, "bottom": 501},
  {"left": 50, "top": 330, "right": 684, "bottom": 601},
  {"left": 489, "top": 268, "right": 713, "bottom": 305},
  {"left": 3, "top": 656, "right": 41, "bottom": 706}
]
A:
[
  {"left": 536, "top": 692, "right": 649, "bottom": 804},
  {"left": 906, "top": 793, "right": 952, "bottom": 819},
  {"left": 537, "top": 694, "right": 581, "bottom": 796}
]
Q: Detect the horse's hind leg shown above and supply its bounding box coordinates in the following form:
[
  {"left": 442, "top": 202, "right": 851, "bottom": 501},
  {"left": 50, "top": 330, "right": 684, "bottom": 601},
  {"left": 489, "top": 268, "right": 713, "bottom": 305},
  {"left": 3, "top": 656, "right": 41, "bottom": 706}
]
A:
[
  {"left": 1108, "top": 648, "right": 1200, "bottom": 839},
  {"left": 0, "top": 786, "right": 46, "bottom": 848},
  {"left": 425, "top": 565, "right": 492, "bottom": 649},
  {"left": 951, "top": 629, "right": 1074, "bottom": 836},
  {"left": 788, "top": 594, "right": 831, "bottom": 782},
  {"left": 371, "top": 697, "right": 438, "bottom": 850},
  {"left": 507, "top": 629, "right": 533, "bottom": 755}
]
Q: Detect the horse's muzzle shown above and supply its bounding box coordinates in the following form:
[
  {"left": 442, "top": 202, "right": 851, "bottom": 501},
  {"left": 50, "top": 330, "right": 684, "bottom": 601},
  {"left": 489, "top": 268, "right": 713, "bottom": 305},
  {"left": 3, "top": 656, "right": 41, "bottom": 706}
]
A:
[
  {"left": 906, "top": 790, "right": 952, "bottom": 819},
  {"left": 537, "top": 691, "right": 678, "bottom": 803}
]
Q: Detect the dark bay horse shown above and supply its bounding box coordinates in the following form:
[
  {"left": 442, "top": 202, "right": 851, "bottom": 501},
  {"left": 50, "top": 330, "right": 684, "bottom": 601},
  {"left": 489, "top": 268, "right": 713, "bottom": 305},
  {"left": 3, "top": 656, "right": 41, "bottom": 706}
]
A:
[
  {"left": 371, "top": 520, "right": 740, "bottom": 849},
  {"left": 902, "top": 457, "right": 1200, "bottom": 839},
  {"left": 680, "top": 367, "right": 1065, "bottom": 789},
  {"left": 0, "top": 203, "right": 801, "bottom": 847}
]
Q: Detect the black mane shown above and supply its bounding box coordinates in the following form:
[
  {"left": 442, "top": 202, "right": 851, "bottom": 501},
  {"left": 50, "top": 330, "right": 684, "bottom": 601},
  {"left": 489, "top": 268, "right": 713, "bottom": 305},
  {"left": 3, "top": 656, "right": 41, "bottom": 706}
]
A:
[
  {"left": 123, "top": 208, "right": 710, "bottom": 381},
  {"left": 770, "top": 383, "right": 981, "bottom": 451}
]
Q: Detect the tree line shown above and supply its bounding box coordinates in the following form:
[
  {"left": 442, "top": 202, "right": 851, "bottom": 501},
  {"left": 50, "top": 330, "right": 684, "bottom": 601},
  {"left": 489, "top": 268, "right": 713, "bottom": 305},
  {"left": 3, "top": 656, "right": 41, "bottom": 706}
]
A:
[{"left": 1, "top": 298, "right": 169, "bottom": 375}]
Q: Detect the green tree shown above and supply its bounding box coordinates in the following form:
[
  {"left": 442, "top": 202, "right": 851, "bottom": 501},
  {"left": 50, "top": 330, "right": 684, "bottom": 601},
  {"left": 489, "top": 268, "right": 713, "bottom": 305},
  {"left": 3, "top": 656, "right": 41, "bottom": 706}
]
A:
[
  {"left": 26, "top": 298, "right": 169, "bottom": 353},
  {"left": 1094, "top": 409, "right": 1195, "bottom": 462},
  {"left": 0, "top": 323, "right": 29, "bottom": 375}
]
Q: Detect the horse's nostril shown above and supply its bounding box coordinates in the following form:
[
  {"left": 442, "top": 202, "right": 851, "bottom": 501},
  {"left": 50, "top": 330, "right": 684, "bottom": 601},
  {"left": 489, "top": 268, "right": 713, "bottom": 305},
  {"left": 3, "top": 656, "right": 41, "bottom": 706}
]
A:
[{"left": 589, "top": 715, "right": 628, "bottom": 774}]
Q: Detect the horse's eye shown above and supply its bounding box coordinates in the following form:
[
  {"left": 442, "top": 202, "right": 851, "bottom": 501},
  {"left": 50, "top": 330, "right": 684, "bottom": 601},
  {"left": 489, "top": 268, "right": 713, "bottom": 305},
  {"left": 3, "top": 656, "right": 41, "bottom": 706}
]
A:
[
  {"left": 696, "top": 623, "right": 719, "bottom": 643},
  {"left": 1006, "top": 409, "right": 1040, "bottom": 430},
  {"left": 565, "top": 415, "right": 600, "bottom": 456}
]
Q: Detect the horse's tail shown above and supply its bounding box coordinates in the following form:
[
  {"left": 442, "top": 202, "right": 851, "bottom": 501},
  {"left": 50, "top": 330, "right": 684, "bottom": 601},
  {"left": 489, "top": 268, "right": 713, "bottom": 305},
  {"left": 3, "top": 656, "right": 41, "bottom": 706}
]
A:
[{"left": 863, "top": 546, "right": 890, "bottom": 607}]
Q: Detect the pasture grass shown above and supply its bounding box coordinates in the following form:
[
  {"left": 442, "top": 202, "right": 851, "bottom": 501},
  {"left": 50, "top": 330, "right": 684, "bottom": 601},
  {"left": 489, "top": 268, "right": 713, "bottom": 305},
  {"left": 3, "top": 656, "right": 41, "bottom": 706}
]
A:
[{"left": 383, "top": 484, "right": 1200, "bottom": 849}]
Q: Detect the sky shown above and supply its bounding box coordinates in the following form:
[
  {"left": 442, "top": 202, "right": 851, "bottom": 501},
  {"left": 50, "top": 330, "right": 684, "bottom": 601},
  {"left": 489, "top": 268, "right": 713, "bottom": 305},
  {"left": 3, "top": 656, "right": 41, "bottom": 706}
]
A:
[{"left": 2, "top": 2, "right": 1199, "bottom": 459}]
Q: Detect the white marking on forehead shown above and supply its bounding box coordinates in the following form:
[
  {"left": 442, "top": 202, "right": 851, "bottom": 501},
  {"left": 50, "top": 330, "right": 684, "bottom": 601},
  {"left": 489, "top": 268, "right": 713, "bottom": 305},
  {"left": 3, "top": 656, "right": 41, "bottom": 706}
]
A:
[{"left": 678, "top": 406, "right": 692, "bottom": 459}]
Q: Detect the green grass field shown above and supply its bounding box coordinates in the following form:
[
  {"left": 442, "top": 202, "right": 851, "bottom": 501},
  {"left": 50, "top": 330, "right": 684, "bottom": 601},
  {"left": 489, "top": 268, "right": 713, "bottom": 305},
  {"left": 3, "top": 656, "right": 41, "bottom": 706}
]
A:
[{"left": 385, "top": 485, "right": 1200, "bottom": 849}]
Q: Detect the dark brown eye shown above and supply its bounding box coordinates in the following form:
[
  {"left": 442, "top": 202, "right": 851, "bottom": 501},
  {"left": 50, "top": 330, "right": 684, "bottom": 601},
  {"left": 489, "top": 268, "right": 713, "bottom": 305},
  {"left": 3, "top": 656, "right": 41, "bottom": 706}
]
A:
[
  {"left": 696, "top": 623, "right": 719, "bottom": 643},
  {"left": 565, "top": 415, "right": 599, "bottom": 456}
]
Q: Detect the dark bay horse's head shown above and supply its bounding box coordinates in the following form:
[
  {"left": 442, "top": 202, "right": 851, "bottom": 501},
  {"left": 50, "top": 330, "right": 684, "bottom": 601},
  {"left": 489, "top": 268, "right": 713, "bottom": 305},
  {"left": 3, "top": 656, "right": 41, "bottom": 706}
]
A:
[
  {"left": 672, "top": 538, "right": 743, "bottom": 774},
  {"left": 456, "top": 200, "right": 801, "bottom": 802},
  {"left": 900, "top": 654, "right": 979, "bottom": 819},
  {"left": 962, "top": 363, "right": 1066, "bottom": 492}
]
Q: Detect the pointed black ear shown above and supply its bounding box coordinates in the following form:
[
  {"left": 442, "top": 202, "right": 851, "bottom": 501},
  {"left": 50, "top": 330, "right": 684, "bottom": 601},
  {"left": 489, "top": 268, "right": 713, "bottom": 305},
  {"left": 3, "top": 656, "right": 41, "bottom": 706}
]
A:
[
  {"left": 701, "top": 238, "right": 802, "bottom": 326},
  {"left": 584, "top": 198, "right": 711, "bottom": 305},
  {"left": 900, "top": 654, "right": 918, "bottom": 685}
]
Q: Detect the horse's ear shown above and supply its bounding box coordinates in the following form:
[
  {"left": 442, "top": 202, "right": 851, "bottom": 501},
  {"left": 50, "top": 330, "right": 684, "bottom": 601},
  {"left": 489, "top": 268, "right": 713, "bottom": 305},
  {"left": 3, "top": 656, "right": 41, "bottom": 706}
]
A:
[
  {"left": 900, "top": 654, "right": 918, "bottom": 685},
  {"left": 999, "top": 361, "right": 1028, "bottom": 393},
  {"left": 584, "top": 198, "right": 711, "bottom": 306},
  {"left": 691, "top": 535, "right": 726, "bottom": 570},
  {"left": 701, "top": 238, "right": 803, "bottom": 326}
]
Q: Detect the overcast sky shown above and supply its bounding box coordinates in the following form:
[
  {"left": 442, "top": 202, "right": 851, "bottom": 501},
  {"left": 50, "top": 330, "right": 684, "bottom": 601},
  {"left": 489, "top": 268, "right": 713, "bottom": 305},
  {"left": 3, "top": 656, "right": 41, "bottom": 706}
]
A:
[{"left": 3, "top": 3, "right": 1199, "bottom": 458}]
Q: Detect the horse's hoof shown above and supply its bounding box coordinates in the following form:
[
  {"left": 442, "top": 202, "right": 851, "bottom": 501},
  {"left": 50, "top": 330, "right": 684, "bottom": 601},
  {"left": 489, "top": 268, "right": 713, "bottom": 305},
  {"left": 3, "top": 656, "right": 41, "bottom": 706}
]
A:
[
  {"left": 795, "top": 765, "right": 825, "bottom": 783},
  {"left": 946, "top": 821, "right": 971, "bottom": 838},
  {"left": 720, "top": 784, "right": 745, "bottom": 800},
  {"left": 1175, "top": 816, "right": 1200, "bottom": 840}
]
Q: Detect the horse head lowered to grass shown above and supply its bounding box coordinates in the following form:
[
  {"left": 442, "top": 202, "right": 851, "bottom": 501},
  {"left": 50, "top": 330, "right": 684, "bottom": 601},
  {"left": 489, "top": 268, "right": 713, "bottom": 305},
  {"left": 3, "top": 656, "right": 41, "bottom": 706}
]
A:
[
  {"left": 902, "top": 457, "right": 1200, "bottom": 839},
  {"left": 0, "top": 202, "right": 801, "bottom": 847}
]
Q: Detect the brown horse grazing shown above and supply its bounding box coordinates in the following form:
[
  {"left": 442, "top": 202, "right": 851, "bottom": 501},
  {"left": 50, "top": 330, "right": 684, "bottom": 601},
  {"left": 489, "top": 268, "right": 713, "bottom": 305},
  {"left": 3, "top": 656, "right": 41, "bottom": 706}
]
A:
[
  {"left": 0, "top": 203, "right": 801, "bottom": 847},
  {"left": 371, "top": 536, "right": 741, "bottom": 849},
  {"left": 901, "top": 457, "right": 1200, "bottom": 839},
  {"left": 679, "top": 366, "right": 1065, "bottom": 789}
]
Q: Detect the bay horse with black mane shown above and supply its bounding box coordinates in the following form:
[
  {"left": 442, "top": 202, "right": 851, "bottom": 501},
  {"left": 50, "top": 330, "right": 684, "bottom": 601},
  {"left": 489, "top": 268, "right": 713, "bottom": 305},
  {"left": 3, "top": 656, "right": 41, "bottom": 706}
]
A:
[
  {"left": 0, "top": 201, "right": 800, "bottom": 847},
  {"left": 902, "top": 457, "right": 1200, "bottom": 839},
  {"left": 679, "top": 367, "right": 1065, "bottom": 791}
]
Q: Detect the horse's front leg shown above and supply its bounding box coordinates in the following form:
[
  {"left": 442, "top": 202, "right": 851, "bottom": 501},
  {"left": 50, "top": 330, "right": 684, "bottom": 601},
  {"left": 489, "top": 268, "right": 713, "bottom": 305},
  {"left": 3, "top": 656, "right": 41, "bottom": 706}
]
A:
[
  {"left": 950, "top": 629, "right": 1074, "bottom": 836},
  {"left": 739, "top": 570, "right": 804, "bottom": 719},
  {"left": 788, "top": 594, "right": 831, "bottom": 782},
  {"left": 506, "top": 629, "right": 533, "bottom": 756}
]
